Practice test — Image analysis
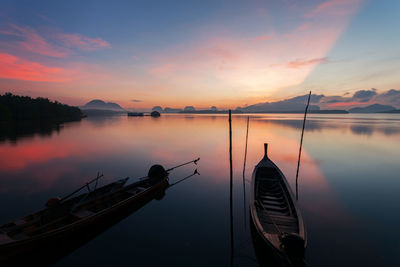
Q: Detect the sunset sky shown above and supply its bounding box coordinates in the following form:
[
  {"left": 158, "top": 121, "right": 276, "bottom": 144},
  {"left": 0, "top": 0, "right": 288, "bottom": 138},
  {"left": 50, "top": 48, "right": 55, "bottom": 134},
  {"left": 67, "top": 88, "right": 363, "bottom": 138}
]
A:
[{"left": 0, "top": 0, "right": 399, "bottom": 109}]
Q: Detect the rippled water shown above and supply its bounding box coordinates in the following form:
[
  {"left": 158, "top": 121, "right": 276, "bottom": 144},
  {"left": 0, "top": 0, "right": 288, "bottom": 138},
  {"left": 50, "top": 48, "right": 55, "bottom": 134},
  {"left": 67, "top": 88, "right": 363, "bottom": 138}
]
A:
[{"left": 0, "top": 113, "right": 399, "bottom": 266}]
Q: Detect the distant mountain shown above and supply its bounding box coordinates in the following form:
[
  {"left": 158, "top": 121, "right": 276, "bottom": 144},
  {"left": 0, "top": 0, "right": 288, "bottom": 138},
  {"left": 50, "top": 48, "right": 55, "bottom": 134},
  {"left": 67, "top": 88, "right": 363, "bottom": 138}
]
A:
[
  {"left": 82, "top": 100, "right": 124, "bottom": 111},
  {"left": 183, "top": 106, "right": 196, "bottom": 112},
  {"left": 152, "top": 106, "right": 163, "bottom": 112},
  {"left": 379, "top": 109, "right": 400, "bottom": 113},
  {"left": 348, "top": 104, "right": 395, "bottom": 113},
  {"left": 164, "top": 107, "right": 183, "bottom": 113},
  {"left": 240, "top": 94, "right": 323, "bottom": 113}
]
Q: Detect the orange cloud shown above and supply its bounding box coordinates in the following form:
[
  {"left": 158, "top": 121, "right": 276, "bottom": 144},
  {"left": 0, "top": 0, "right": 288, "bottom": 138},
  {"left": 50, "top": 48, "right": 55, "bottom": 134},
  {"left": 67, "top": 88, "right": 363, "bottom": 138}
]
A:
[
  {"left": 0, "top": 52, "right": 68, "bottom": 82},
  {"left": 286, "top": 57, "right": 329, "bottom": 69}
]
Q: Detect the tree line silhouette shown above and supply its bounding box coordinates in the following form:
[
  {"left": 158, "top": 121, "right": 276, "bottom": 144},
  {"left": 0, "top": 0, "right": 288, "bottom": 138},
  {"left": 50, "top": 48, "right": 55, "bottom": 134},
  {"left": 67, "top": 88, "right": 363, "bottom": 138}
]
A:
[{"left": 0, "top": 93, "right": 83, "bottom": 122}]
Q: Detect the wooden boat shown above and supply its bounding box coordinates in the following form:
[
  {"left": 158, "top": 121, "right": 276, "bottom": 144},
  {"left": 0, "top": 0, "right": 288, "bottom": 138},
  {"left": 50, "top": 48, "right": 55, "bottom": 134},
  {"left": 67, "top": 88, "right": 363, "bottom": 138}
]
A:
[
  {"left": 250, "top": 143, "right": 306, "bottom": 266},
  {"left": 0, "top": 165, "right": 169, "bottom": 262}
]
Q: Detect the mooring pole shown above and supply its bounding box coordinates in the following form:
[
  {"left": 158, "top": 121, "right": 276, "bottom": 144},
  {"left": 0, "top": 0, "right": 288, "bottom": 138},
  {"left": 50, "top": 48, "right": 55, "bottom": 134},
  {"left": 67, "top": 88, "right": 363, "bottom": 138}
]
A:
[
  {"left": 229, "top": 109, "right": 234, "bottom": 267},
  {"left": 296, "top": 91, "right": 311, "bottom": 201},
  {"left": 242, "top": 116, "right": 249, "bottom": 229}
]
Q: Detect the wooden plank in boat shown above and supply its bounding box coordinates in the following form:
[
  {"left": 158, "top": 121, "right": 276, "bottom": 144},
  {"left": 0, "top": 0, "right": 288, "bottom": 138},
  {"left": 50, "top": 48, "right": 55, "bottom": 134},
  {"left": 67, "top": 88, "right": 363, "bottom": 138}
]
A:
[{"left": 73, "top": 209, "right": 95, "bottom": 219}]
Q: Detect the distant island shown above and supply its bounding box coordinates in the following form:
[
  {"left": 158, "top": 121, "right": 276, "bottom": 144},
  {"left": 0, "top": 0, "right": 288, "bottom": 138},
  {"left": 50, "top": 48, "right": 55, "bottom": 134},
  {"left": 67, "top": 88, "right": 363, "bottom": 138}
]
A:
[
  {"left": 150, "top": 105, "right": 348, "bottom": 114},
  {"left": 378, "top": 109, "right": 400, "bottom": 113},
  {"left": 0, "top": 93, "right": 83, "bottom": 122},
  {"left": 148, "top": 92, "right": 399, "bottom": 115},
  {"left": 80, "top": 99, "right": 126, "bottom": 116},
  {"left": 82, "top": 99, "right": 124, "bottom": 111},
  {"left": 348, "top": 104, "right": 395, "bottom": 113}
]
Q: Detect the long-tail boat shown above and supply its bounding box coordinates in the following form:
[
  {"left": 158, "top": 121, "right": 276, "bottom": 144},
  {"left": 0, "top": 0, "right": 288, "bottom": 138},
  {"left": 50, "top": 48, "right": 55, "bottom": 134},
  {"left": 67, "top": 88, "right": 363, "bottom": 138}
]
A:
[
  {"left": 0, "top": 164, "right": 169, "bottom": 262},
  {"left": 250, "top": 143, "right": 306, "bottom": 266}
]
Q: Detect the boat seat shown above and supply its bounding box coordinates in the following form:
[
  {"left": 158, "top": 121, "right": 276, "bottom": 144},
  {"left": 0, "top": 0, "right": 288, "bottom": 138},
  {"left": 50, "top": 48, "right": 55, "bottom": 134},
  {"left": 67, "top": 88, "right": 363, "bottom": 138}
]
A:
[
  {"left": 259, "top": 213, "right": 297, "bottom": 222},
  {"left": 259, "top": 195, "right": 284, "bottom": 202},
  {"left": 261, "top": 200, "right": 286, "bottom": 207},
  {"left": 260, "top": 195, "right": 284, "bottom": 200},
  {"left": 73, "top": 209, "right": 95, "bottom": 219},
  {"left": 260, "top": 204, "right": 289, "bottom": 212},
  {"left": 260, "top": 222, "right": 298, "bottom": 234}
]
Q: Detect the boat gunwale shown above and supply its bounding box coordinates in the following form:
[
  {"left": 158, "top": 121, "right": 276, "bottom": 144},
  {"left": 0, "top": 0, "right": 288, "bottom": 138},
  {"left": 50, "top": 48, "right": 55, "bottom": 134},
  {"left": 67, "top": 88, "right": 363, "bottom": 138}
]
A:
[
  {"left": 250, "top": 155, "right": 307, "bottom": 261},
  {"left": 0, "top": 176, "right": 169, "bottom": 250}
]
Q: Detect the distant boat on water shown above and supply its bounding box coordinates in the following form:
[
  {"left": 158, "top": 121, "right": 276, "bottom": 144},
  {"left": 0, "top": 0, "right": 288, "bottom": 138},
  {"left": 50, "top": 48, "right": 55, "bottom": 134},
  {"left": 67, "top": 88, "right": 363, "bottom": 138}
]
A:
[
  {"left": 250, "top": 143, "right": 306, "bottom": 266},
  {"left": 127, "top": 112, "right": 144, "bottom": 116},
  {"left": 127, "top": 111, "right": 160, "bottom": 117}
]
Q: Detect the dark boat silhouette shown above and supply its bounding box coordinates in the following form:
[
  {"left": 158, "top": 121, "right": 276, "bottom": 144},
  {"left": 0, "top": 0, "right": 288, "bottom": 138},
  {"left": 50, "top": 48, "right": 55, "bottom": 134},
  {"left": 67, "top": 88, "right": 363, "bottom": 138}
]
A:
[
  {"left": 250, "top": 143, "right": 306, "bottom": 266},
  {"left": 0, "top": 165, "right": 169, "bottom": 265}
]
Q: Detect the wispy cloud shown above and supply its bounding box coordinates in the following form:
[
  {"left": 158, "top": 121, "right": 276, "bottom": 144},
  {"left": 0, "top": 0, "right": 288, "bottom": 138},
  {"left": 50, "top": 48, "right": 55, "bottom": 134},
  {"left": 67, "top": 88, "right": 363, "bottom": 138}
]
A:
[
  {"left": 148, "top": 63, "right": 176, "bottom": 76},
  {"left": 0, "top": 52, "right": 68, "bottom": 82},
  {"left": 4, "top": 24, "right": 68, "bottom": 58},
  {"left": 57, "top": 33, "right": 110, "bottom": 51},
  {"left": 252, "top": 35, "right": 270, "bottom": 42},
  {"left": 0, "top": 24, "right": 110, "bottom": 58},
  {"left": 286, "top": 57, "right": 329, "bottom": 68},
  {"left": 305, "top": 0, "right": 362, "bottom": 18},
  {"left": 131, "top": 99, "right": 142, "bottom": 102}
]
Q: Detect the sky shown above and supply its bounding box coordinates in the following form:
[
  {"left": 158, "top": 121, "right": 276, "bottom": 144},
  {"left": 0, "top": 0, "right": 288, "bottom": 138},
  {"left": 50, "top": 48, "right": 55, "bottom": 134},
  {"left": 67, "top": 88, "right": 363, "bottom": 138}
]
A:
[{"left": 0, "top": 0, "right": 399, "bottom": 109}]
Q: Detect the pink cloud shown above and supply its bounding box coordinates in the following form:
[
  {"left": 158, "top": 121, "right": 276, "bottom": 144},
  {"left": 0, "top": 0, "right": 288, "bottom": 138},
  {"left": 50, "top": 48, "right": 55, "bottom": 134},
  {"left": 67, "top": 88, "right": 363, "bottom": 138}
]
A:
[
  {"left": 252, "top": 35, "right": 270, "bottom": 42},
  {"left": 298, "top": 22, "right": 312, "bottom": 31},
  {"left": 286, "top": 57, "right": 329, "bottom": 68},
  {"left": 148, "top": 63, "right": 176, "bottom": 76},
  {"left": 0, "top": 24, "right": 110, "bottom": 58},
  {"left": 57, "top": 33, "right": 111, "bottom": 51},
  {"left": 306, "top": 0, "right": 362, "bottom": 18},
  {"left": 7, "top": 24, "right": 68, "bottom": 58},
  {"left": 0, "top": 52, "right": 69, "bottom": 82}
]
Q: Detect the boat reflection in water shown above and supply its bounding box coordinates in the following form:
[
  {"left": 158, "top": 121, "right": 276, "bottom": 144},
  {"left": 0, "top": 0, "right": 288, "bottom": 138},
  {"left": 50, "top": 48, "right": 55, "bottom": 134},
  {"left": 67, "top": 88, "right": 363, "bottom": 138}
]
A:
[{"left": 0, "top": 165, "right": 170, "bottom": 266}]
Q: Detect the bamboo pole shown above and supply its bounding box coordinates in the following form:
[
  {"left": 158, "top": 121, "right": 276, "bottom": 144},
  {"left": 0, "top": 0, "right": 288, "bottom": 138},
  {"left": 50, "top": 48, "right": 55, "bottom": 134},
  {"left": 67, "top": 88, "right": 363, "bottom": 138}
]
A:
[
  {"left": 296, "top": 91, "right": 311, "bottom": 201},
  {"left": 229, "top": 110, "right": 234, "bottom": 267}
]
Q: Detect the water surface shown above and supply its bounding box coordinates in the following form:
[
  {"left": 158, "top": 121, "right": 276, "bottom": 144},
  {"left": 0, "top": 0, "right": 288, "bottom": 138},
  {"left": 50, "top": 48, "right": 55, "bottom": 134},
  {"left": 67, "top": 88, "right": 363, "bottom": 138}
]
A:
[{"left": 0, "top": 114, "right": 399, "bottom": 266}]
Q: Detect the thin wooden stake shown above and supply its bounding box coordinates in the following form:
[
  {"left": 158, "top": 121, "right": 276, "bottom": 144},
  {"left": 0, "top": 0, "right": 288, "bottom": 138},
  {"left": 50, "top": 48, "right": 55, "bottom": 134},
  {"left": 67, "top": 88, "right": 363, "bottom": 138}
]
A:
[
  {"left": 296, "top": 91, "right": 311, "bottom": 201},
  {"left": 229, "top": 110, "right": 234, "bottom": 267},
  {"left": 242, "top": 116, "right": 249, "bottom": 229}
]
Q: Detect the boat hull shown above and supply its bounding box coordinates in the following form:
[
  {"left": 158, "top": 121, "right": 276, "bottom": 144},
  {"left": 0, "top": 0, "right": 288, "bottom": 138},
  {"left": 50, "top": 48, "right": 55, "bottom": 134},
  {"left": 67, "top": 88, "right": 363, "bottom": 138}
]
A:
[
  {"left": 0, "top": 178, "right": 168, "bottom": 265},
  {"left": 250, "top": 144, "right": 306, "bottom": 266}
]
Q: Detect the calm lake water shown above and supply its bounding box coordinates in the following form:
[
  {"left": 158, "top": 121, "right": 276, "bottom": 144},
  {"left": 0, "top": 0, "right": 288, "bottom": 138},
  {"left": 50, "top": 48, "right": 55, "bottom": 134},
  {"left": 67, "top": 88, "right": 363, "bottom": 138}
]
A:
[{"left": 0, "top": 113, "right": 399, "bottom": 266}]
